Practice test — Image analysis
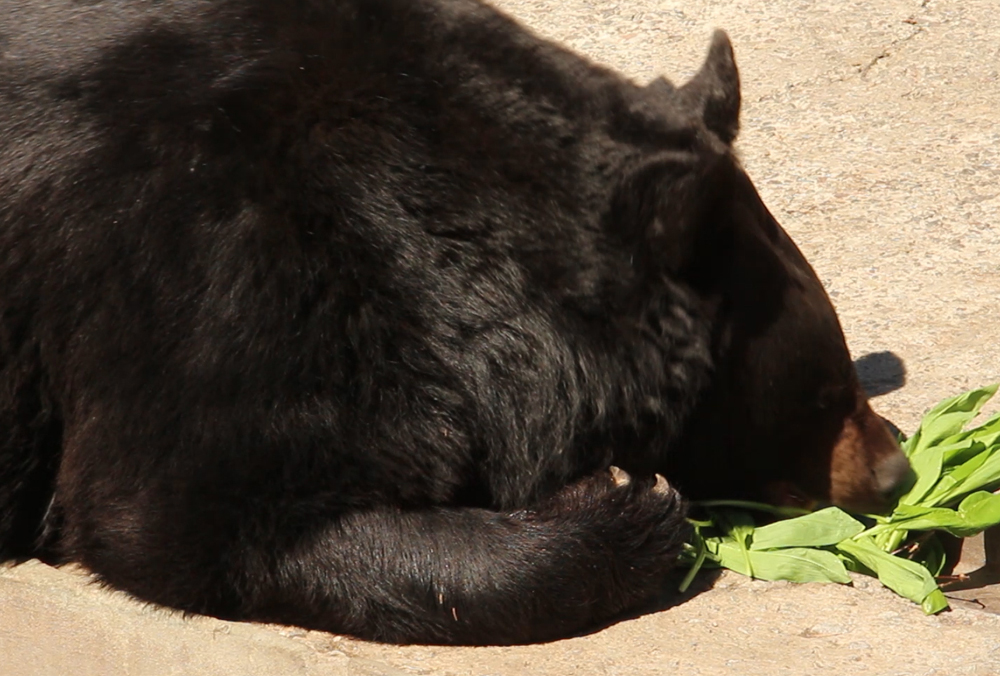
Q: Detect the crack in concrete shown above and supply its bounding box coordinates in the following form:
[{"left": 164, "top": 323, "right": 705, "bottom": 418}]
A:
[
  {"left": 754, "top": 6, "right": 936, "bottom": 105},
  {"left": 853, "top": 0, "right": 934, "bottom": 77},
  {"left": 858, "top": 23, "right": 927, "bottom": 77}
]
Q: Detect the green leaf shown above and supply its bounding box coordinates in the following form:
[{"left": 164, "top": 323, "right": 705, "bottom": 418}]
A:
[
  {"left": 941, "top": 452, "right": 1000, "bottom": 505},
  {"left": 898, "top": 444, "right": 944, "bottom": 506},
  {"left": 939, "top": 439, "right": 987, "bottom": 470},
  {"left": 922, "top": 589, "right": 950, "bottom": 614},
  {"left": 750, "top": 507, "right": 865, "bottom": 550},
  {"left": 724, "top": 510, "right": 756, "bottom": 549},
  {"left": 678, "top": 529, "right": 709, "bottom": 593},
  {"left": 839, "top": 551, "right": 874, "bottom": 576},
  {"left": 876, "top": 493, "right": 1000, "bottom": 539},
  {"left": 911, "top": 534, "right": 948, "bottom": 577},
  {"left": 924, "top": 447, "right": 988, "bottom": 506},
  {"left": 924, "top": 384, "right": 998, "bottom": 433},
  {"left": 885, "top": 504, "right": 971, "bottom": 537},
  {"left": 958, "top": 491, "right": 1000, "bottom": 530},
  {"left": 715, "top": 509, "right": 756, "bottom": 576},
  {"left": 701, "top": 537, "right": 748, "bottom": 575},
  {"left": 968, "top": 412, "right": 1000, "bottom": 448},
  {"left": 706, "top": 540, "right": 851, "bottom": 584},
  {"left": 873, "top": 525, "right": 910, "bottom": 554},
  {"left": 836, "top": 538, "right": 947, "bottom": 614},
  {"left": 906, "top": 384, "right": 999, "bottom": 456}
]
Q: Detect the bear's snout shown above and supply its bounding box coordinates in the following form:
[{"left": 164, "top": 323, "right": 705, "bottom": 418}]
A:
[
  {"left": 873, "top": 449, "right": 915, "bottom": 504},
  {"left": 828, "top": 402, "right": 913, "bottom": 515}
]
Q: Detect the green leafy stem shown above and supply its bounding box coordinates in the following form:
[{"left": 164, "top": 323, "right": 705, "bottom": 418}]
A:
[{"left": 679, "top": 384, "right": 1000, "bottom": 614}]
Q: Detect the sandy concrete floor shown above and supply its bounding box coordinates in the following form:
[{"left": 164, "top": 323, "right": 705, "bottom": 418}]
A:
[{"left": 2, "top": 0, "right": 999, "bottom": 674}]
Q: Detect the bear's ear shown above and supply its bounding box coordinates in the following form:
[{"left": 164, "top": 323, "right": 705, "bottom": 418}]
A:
[
  {"left": 679, "top": 30, "right": 741, "bottom": 145},
  {"left": 613, "top": 151, "right": 740, "bottom": 289}
]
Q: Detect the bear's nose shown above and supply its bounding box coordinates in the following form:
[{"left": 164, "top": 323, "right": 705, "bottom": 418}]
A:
[{"left": 874, "top": 451, "right": 915, "bottom": 503}]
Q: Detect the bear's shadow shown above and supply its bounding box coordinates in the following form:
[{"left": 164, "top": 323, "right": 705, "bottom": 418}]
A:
[
  {"left": 571, "top": 569, "right": 726, "bottom": 640},
  {"left": 855, "top": 351, "right": 906, "bottom": 399},
  {"left": 855, "top": 350, "right": 907, "bottom": 438}
]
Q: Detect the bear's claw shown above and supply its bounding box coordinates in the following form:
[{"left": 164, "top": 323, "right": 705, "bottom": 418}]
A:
[
  {"left": 652, "top": 473, "right": 670, "bottom": 495},
  {"left": 609, "top": 465, "right": 631, "bottom": 487}
]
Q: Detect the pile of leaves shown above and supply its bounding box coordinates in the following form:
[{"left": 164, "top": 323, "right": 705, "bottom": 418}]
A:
[{"left": 680, "top": 384, "right": 1000, "bottom": 613}]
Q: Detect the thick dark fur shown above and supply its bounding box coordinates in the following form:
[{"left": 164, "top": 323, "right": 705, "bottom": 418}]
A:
[{"left": 0, "top": 0, "right": 907, "bottom": 645}]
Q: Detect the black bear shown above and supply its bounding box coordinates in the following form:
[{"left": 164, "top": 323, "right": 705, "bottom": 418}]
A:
[{"left": 0, "top": 0, "right": 909, "bottom": 645}]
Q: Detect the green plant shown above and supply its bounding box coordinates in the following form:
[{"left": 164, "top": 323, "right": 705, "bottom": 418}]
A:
[{"left": 680, "top": 384, "right": 1000, "bottom": 613}]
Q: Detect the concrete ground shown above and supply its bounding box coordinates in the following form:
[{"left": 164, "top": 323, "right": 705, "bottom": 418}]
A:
[{"left": 2, "top": 0, "right": 999, "bottom": 674}]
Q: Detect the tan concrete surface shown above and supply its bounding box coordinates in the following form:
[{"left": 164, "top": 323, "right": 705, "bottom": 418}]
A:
[
  {"left": 0, "top": 561, "right": 357, "bottom": 676},
  {"left": 2, "top": 0, "right": 999, "bottom": 674}
]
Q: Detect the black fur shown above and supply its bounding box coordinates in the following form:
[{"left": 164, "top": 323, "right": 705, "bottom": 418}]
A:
[{"left": 0, "top": 0, "right": 901, "bottom": 645}]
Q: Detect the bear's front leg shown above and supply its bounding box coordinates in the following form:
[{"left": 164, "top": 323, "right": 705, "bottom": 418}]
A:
[
  {"left": 69, "top": 466, "right": 688, "bottom": 645},
  {"left": 241, "top": 467, "right": 689, "bottom": 644}
]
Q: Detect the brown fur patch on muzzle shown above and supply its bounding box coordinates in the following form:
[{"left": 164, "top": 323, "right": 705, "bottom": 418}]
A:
[{"left": 828, "top": 401, "right": 912, "bottom": 514}]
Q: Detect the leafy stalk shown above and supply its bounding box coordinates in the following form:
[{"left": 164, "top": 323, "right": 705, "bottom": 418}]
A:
[{"left": 680, "top": 384, "right": 1000, "bottom": 614}]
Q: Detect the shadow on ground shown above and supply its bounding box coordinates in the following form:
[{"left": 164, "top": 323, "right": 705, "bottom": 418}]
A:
[{"left": 855, "top": 351, "right": 906, "bottom": 398}]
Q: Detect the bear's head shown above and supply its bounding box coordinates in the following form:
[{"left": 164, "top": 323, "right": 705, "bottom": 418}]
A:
[{"left": 627, "top": 32, "right": 912, "bottom": 515}]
